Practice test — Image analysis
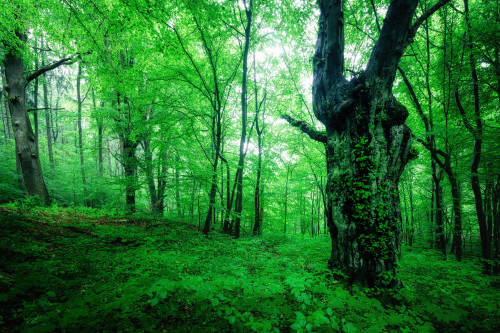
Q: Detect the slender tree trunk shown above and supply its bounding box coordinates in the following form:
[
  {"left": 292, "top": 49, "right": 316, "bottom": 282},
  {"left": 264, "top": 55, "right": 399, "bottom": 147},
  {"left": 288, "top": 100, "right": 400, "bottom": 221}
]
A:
[
  {"left": 1, "top": 68, "right": 12, "bottom": 141},
  {"left": 175, "top": 149, "right": 182, "bottom": 217},
  {"left": 172, "top": 9, "right": 241, "bottom": 233},
  {"left": 33, "top": 38, "right": 39, "bottom": 153},
  {"left": 98, "top": 116, "right": 104, "bottom": 176},
  {"left": 42, "top": 65, "right": 54, "bottom": 175},
  {"left": 495, "top": 47, "right": 500, "bottom": 104},
  {"left": 423, "top": 15, "right": 446, "bottom": 256},
  {"left": 253, "top": 127, "right": 263, "bottom": 236},
  {"left": 311, "top": 187, "right": 315, "bottom": 236},
  {"left": 448, "top": 169, "right": 463, "bottom": 261},
  {"left": 485, "top": 175, "right": 493, "bottom": 260},
  {"left": 3, "top": 31, "right": 50, "bottom": 204},
  {"left": 399, "top": 59, "right": 456, "bottom": 259},
  {"left": 203, "top": 117, "right": 222, "bottom": 234},
  {"left": 253, "top": 55, "right": 265, "bottom": 236},
  {"left": 284, "top": 165, "right": 291, "bottom": 234},
  {"left": 190, "top": 178, "right": 196, "bottom": 221},
  {"left": 408, "top": 171, "right": 415, "bottom": 246},
  {"left": 454, "top": 0, "right": 487, "bottom": 270},
  {"left": 1, "top": 91, "right": 8, "bottom": 145},
  {"left": 220, "top": 143, "right": 225, "bottom": 228},
  {"left": 92, "top": 91, "right": 104, "bottom": 177},
  {"left": 402, "top": 180, "right": 409, "bottom": 244},
  {"left": 77, "top": 63, "right": 89, "bottom": 205},
  {"left": 156, "top": 145, "right": 168, "bottom": 215},
  {"left": 222, "top": 159, "right": 234, "bottom": 233},
  {"left": 106, "top": 137, "right": 113, "bottom": 177},
  {"left": 52, "top": 98, "right": 60, "bottom": 143},
  {"left": 143, "top": 139, "right": 159, "bottom": 214},
  {"left": 122, "top": 137, "right": 138, "bottom": 214},
  {"left": 197, "top": 182, "right": 202, "bottom": 229},
  {"left": 433, "top": 170, "right": 446, "bottom": 257},
  {"left": 430, "top": 179, "right": 435, "bottom": 248},
  {"left": 234, "top": 1, "right": 253, "bottom": 239},
  {"left": 492, "top": 175, "right": 500, "bottom": 274}
]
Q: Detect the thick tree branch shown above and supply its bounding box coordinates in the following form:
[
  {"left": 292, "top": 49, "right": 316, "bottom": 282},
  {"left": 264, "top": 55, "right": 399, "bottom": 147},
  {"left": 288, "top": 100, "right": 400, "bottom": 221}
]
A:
[
  {"left": 454, "top": 88, "right": 476, "bottom": 135},
  {"left": 283, "top": 55, "right": 315, "bottom": 124},
  {"left": 406, "top": 0, "right": 451, "bottom": 47},
  {"left": 365, "top": 0, "right": 418, "bottom": 86},
  {"left": 26, "top": 57, "right": 73, "bottom": 84},
  {"left": 281, "top": 114, "right": 327, "bottom": 144},
  {"left": 413, "top": 134, "right": 447, "bottom": 169},
  {"left": 397, "top": 66, "right": 429, "bottom": 133}
]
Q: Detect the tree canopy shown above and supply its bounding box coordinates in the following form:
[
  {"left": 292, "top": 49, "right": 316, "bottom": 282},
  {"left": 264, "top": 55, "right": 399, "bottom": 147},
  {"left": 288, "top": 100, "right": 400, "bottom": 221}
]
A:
[{"left": 0, "top": 0, "right": 499, "bottom": 330}]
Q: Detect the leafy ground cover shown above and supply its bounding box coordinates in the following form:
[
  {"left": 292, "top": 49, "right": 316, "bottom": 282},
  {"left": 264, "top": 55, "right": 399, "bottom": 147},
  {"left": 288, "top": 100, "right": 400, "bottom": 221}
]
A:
[{"left": 0, "top": 204, "right": 499, "bottom": 332}]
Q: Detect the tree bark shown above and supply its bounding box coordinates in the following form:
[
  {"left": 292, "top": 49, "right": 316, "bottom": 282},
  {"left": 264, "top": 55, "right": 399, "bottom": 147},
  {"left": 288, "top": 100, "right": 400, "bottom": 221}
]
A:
[
  {"left": 493, "top": 175, "right": 500, "bottom": 274},
  {"left": 234, "top": 0, "right": 253, "bottom": 239},
  {"left": 222, "top": 155, "right": 235, "bottom": 233},
  {"left": 284, "top": 164, "right": 291, "bottom": 234},
  {"left": 143, "top": 139, "right": 159, "bottom": 214},
  {"left": 203, "top": 117, "right": 222, "bottom": 234},
  {"left": 106, "top": 137, "right": 113, "bottom": 177},
  {"left": 456, "top": 0, "right": 489, "bottom": 273},
  {"left": 172, "top": 12, "right": 239, "bottom": 234},
  {"left": 33, "top": 38, "right": 39, "bottom": 153},
  {"left": 423, "top": 15, "right": 446, "bottom": 257},
  {"left": 92, "top": 91, "right": 104, "bottom": 177},
  {"left": 42, "top": 60, "right": 54, "bottom": 176},
  {"left": 1, "top": 67, "right": 13, "bottom": 141},
  {"left": 312, "top": 0, "right": 420, "bottom": 288},
  {"left": 1, "top": 90, "right": 8, "bottom": 145},
  {"left": 3, "top": 31, "right": 51, "bottom": 204},
  {"left": 253, "top": 98, "right": 265, "bottom": 236},
  {"left": 157, "top": 146, "right": 167, "bottom": 215},
  {"left": 400, "top": 73, "right": 462, "bottom": 260},
  {"left": 433, "top": 170, "right": 446, "bottom": 256},
  {"left": 122, "top": 137, "right": 139, "bottom": 214},
  {"left": 174, "top": 149, "right": 182, "bottom": 217},
  {"left": 77, "top": 63, "right": 89, "bottom": 206},
  {"left": 408, "top": 171, "right": 415, "bottom": 246}
]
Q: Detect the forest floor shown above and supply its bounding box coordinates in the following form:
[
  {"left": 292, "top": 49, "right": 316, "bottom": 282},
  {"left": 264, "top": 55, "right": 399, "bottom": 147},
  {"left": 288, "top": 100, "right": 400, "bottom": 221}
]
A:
[{"left": 0, "top": 204, "right": 499, "bottom": 333}]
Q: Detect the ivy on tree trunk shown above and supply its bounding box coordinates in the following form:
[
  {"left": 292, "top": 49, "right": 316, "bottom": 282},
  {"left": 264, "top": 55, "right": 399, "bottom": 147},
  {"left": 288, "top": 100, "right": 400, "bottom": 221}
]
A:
[{"left": 285, "top": 0, "right": 451, "bottom": 288}]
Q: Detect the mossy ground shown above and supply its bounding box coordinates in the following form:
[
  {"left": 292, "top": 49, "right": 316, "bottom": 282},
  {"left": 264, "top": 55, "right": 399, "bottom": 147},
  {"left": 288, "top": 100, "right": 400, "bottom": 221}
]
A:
[{"left": 0, "top": 204, "right": 499, "bottom": 332}]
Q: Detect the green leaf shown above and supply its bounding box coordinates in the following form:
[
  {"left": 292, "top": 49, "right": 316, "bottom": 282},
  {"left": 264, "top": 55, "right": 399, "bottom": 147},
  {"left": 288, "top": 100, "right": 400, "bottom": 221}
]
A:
[{"left": 344, "top": 322, "right": 359, "bottom": 333}]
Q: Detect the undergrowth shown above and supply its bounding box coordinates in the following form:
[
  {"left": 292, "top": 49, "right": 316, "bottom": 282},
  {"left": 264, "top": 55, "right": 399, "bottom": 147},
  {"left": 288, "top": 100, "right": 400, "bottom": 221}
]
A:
[{"left": 0, "top": 204, "right": 498, "bottom": 332}]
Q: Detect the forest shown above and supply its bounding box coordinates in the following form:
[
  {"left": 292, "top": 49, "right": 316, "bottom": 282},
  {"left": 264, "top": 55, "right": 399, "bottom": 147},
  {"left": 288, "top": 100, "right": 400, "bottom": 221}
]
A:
[{"left": 0, "top": 0, "right": 499, "bottom": 331}]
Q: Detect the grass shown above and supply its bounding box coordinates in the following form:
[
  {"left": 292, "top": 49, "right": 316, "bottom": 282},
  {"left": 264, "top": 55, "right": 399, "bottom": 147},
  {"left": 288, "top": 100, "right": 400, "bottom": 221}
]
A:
[{"left": 0, "top": 204, "right": 499, "bottom": 332}]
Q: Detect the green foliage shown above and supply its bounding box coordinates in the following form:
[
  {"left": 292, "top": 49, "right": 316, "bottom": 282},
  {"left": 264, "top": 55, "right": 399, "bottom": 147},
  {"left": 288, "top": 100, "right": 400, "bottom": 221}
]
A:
[
  {"left": 0, "top": 146, "right": 24, "bottom": 203},
  {"left": 1, "top": 206, "right": 499, "bottom": 332},
  {"left": 340, "top": 135, "right": 398, "bottom": 275},
  {"left": 14, "top": 195, "right": 45, "bottom": 211}
]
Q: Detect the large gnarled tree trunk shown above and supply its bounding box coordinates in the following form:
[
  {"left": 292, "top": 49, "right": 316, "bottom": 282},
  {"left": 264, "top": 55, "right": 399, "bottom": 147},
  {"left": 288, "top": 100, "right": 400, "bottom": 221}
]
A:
[
  {"left": 285, "top": 0, "right": 450, "bottom": 287},
  {"left": 311, "top": 0, "right": 419, "bottom": 288},
  {"left": 4, "top": 33, "right": 51, "bottom": 204},
  {"left": 4, "top": 44, "right": 50, "bottom": 202},
  {"left": 3, "top": 28, "right": 72, "bottom": 205}
]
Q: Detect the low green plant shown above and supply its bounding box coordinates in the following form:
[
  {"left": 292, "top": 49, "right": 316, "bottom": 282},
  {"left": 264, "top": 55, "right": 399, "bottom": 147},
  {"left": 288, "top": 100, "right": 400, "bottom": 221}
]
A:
[{"left": 0, "top": 206, "right": 498, "bottom": 332}]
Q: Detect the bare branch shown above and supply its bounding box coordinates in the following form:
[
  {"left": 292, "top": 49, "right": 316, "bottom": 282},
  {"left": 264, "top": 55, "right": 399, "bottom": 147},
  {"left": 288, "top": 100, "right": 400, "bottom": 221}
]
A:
[
  {"left": 406, "top": 0, "right": 451, "bottom": 47},
  {"left": 26, "top": 57, "right": 73, "bottom": 84},
  {"left": 454, "top": 88, "right": 476, "bottom": 136},
  {"left": 413, "top": 135, "right": 447, "bottom": 169},
  {"left": 397, "top": 66, "right": 429, "bottom": 133},
  {"left": 281, "top": 114, "right": 327, "bottom": 144}
]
